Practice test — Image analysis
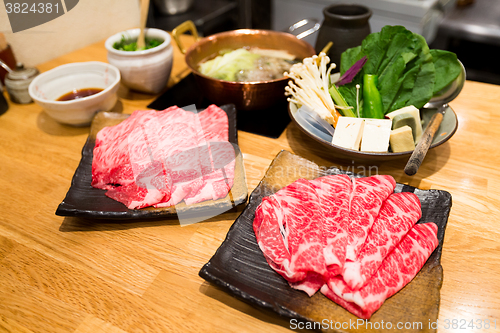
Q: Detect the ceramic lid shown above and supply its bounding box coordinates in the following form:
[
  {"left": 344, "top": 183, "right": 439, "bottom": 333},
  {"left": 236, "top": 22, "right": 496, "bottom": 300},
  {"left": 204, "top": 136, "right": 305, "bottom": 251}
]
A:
[{"left": 7, "top": 65, "right": 39, "bottom": 81}]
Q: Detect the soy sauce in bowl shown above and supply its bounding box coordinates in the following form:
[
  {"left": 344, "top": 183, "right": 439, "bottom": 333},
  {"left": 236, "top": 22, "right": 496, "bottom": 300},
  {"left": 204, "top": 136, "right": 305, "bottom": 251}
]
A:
[{"left": 57, "top": 88, "right": 103, "bottom": 101}]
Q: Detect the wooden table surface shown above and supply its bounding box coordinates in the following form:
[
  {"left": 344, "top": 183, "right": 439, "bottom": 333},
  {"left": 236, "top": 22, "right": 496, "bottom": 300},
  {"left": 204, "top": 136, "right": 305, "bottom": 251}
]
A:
[{"left": 0, "top": 36, "right": 499, "bottom": 333}]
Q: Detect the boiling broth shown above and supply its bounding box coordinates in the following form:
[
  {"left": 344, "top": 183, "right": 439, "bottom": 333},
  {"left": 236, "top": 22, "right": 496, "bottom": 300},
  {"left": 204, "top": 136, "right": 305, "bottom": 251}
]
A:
[{"left": 198, "top": 47, "right": 298, "bottom": 82}]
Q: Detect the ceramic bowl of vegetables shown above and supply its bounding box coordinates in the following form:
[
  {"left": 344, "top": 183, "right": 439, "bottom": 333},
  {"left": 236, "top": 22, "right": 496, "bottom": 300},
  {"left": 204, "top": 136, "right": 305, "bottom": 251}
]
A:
[
  {"left": 287, "top": 25, "right": 464, "bottom": 162},
  {"left": 105, "top": 28, "right": 173, "bottom": 94}
]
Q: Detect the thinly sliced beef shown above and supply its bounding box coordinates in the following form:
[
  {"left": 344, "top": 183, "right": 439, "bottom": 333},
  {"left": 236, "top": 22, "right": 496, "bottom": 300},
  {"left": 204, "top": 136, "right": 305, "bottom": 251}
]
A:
[
  {"left": 253, "top": 179, "right": 329, "bottom": 295},
  {"left": 271, "top": 179, "right": 327, "bottom": 278},
  {"left": 92, "top": 110, "right": 163, "bottom": 190},
  {"left": 310, "top": 175, "right": 352, "bottom": 276},
  {"left": 253, "top": 197, "right": 306, "bottom": 282},
  {"left": 288, "top": 272, "right": 325, "bottom": 297},
  {"left": 155, "top": 177, "right": 205, "bottom": 208},
  {"left": 322, "top": 222, "right": 439, "bottom": 319},
  {"left": 92, "top": 105, "right": 233, "bottom": 209},
  {"left": 253, "top": 175, "right": 439, "bottom": 318},
  {"left": 105, "top": 160, "right": 171, "bottom": 209},
  {"left": 342, "top": 192, "right": 422, "bottom": 290},
  {"left": 198, "top": 104, "right": 229, "bottom": 142},
  {"left": 345, "top": 175, "right": 396, "bottom": 261}
]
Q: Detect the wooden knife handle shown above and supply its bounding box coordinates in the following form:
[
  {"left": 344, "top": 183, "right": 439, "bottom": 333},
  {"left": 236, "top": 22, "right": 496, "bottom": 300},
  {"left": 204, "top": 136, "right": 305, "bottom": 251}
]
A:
[{"left": 404, "top": 112, "right": 444, "bottom": 176}]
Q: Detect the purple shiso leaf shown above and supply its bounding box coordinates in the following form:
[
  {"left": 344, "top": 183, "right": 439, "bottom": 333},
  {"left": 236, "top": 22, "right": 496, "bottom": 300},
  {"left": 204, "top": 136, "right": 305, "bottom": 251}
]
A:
[{"left": 336, "top": 56, "right": 368, "bottom": 86}]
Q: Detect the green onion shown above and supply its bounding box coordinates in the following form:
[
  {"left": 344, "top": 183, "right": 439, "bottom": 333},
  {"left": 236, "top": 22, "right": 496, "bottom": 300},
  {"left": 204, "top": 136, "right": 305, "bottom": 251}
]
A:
[{"left": 329, "top": 84, "right": 357, "bottom": 117}]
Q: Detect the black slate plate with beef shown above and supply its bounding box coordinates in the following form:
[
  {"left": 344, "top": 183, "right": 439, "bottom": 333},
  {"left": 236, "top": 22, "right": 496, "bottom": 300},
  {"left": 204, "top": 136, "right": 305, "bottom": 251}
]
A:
[
  {"left": 56, "top": 104, "right": 248, "bottom": 219},
  {"left": 199, "top": 150, "right": 451, "bottom": 333}
]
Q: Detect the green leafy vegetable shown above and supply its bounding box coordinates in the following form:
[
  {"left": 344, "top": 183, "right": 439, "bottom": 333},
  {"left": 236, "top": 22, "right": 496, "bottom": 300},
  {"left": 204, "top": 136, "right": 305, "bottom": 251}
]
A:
[
  {"left": 430, "top": 49, "right": 462, "bottom": 94},
  {"left": 338, "top": 25, "right": 461, "bottom": 116},
  {"left": 405, "top": 34, "right": 435, "bottom": 111},
  {"left": 113, "top": 36, "right": 163, "bottom": 51}
]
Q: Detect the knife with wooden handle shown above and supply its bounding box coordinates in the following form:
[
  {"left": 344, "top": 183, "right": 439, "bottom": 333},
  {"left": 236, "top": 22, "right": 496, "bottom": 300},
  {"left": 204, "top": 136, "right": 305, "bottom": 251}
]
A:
[{"left": 404, "top": 105, "right": 447, "bottom": 176}]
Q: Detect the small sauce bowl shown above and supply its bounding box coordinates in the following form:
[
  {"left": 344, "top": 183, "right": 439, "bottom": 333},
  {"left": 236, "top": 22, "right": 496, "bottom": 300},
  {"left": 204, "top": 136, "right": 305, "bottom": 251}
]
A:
[{"left": 29, "top": 61, "right": 120, "bottom": 126}]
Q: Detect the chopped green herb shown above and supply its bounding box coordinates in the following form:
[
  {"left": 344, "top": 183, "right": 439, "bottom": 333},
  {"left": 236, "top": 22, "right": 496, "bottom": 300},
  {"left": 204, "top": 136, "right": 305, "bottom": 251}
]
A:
[{"left": 113, "top": 36, "right": 163, "bottom": 51}]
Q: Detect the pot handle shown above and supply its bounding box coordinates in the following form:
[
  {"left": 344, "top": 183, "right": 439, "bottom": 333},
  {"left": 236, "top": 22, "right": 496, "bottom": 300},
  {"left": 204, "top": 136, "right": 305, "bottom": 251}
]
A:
[
  {"left": 287, "top": 18, "right": 320, "bottom": 40},
  {"left": 172, "top": 20, "right": 200, "bottom": 54}
]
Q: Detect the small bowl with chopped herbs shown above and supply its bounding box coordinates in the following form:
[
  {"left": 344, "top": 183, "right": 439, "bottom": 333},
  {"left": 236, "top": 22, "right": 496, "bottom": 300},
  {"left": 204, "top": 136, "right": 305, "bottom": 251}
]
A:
[{"left": 105, "top": 28, "right": 173, "bottom": 94}]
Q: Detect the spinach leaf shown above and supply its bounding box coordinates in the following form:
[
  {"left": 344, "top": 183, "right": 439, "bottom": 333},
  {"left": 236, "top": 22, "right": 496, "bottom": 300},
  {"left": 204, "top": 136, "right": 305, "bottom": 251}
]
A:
[
  {"left": 364, "top": 25, "right": 408, "bottom": 74},
  {"left": 406, "top": 34, "right": 435, "bottom": 110},
  {"left": 339, "top": 45, "right": 363, "bottom": 74},
  {"left": 377, "top": 29, "right": 415, "bottom": 75},
  {"left": 377, "top": 32, "right": 422, "bottom": 113},
  {"left": 389, "top": 64, "right": 420, "bottom": 111},
  {"left": 378, "top": 54, "right": 407, "bottom": 113},
  {"left": 430, "top": 49, "right": 462, "bottom": 94}
]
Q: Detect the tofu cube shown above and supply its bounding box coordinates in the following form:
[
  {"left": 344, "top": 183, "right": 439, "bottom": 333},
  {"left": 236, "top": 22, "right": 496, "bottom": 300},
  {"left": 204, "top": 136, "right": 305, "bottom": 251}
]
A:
[
  {"left": 332, "top": 117, "right": 365, "bottom": 151},
  {"left": 360, "top": 119, "right": 392, "bottom": 152},
  {"left": 390, "top": 125, "right": 416, "bottom": 152},
  {"left": 386, "top": 105, "right": 423, "bottom": 143}
]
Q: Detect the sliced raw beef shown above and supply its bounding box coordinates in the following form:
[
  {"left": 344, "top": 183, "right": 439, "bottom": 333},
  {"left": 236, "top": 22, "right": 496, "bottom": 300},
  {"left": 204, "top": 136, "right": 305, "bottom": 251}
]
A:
[
  {"left": 154, "top": 141, "right": 235, "bottom": 207},
  {"left": 271, "top": 179, "right": 327, "bottom": 278},
  {"left": 345, "top": 175, "right": 396, "bottom": 261},
  {"left": 184, "top": 168, "right": 232, "bottom": 205},
  {"left": 93, "top": 109, "right": 183, "bottom": 209},
  {"left": 92, "top": 109, "right": 168, "bottom": 190},
  {"left": 310, "top": 174, "right": 352, "bottom": 276},
  {"left": 253, "top": 175, "right": 438, "bottom": 315},
  {"left": 92, "top": 105, "right": 233, "bottom": 209},
  {"left": 253, "top": 197, "right": 306, "bottom": 282},
  {"left": 253, "top": 179, "right": 328, "bottom": 295},
  {"left": 201, "top": 141, "right": 236, "bottom": 201},
  {"left": 288, "top": 272, "right": 325, "bottom": 297},
  {"left": 155, "top": 177, "right": 205, "bottom": 208},
  {"left": 156, "top": 143, "right": 236, "bottom": 207},
  {"left": 164, "top": 107, "right": 234, "bottom": 206},
  {"left": 343, "top": 192, "right": 422, "bottom": 290},
  {"left": 198, "top": 104, "right": 229, "bottom": 142},
  {"left": 322, "top": 222, "right": 439, "bottom": 319},
  {"left": 105, "top": 160, "right": 172, "bottom": 209}
]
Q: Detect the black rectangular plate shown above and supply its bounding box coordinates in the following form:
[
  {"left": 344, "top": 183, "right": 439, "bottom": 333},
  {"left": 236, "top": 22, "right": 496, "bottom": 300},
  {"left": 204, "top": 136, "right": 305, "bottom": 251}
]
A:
[
  {"left": 56, "top": 104, "right": 248, "bottom": 219},
  {"left": 199, "top": 150, "right": 451, "bottom": 333}
]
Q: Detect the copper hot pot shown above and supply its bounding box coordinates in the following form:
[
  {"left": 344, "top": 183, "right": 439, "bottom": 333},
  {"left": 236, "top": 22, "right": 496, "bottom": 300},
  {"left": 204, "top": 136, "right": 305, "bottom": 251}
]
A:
[{"left": 172, "top": 21, "right": 316, "bottom": 110}]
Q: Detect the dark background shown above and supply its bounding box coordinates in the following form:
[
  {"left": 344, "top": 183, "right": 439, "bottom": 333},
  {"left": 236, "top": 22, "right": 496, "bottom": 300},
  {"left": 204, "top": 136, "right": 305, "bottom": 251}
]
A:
[{"left": 146, "top": 0, "right": 500, "bottom": 86}]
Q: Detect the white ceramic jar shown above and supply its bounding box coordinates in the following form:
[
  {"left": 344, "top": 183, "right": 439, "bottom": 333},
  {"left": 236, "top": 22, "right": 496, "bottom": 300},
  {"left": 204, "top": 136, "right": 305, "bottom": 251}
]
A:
[
  {"left": 105, "top": 28, "right": 174, "bottom": 94},
  {"left": 5, "top": 66, "right": 39, "bottom": 104}
]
